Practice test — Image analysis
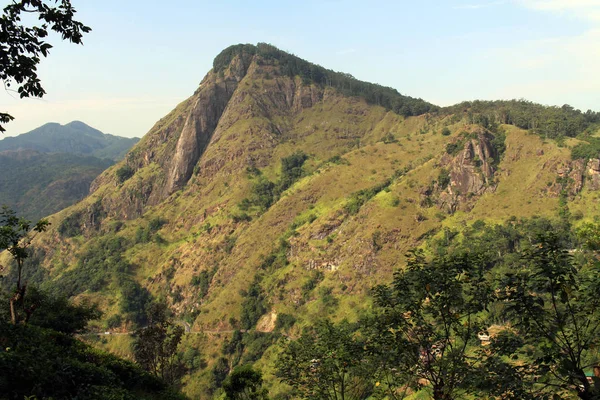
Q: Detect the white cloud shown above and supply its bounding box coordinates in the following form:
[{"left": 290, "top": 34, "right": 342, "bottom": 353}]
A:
[
  {"left": 336, "top": 48, "right": 356, "bottom": 55},
  {"left": 487, "top": 28, "right": 600, "bottom": 109},
  {"left": 517, "top": 0, "right": 600, "bottom": 21}
]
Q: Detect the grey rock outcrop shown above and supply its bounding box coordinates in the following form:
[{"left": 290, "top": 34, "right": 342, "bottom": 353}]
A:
[{"left": 437, "top": 131, "right": 498, "bottom": 213}]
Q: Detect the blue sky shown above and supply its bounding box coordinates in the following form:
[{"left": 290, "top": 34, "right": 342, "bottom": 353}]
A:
[{"left": 1, "top": 0, "right": 599, "bottom": 138}]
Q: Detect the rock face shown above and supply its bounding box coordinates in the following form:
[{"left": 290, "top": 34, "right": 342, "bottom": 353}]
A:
[
  {"left": 586, "top": 159, "right": 600, "bottom": 190},
  {"left": 437, "top": 131, "right": 498, "bottom": 213},
  {"left": 164, "top": 59, "right": 245, "bottom": 196},
  {"left": 75, "top": 51, "right": 337, "bottom": 228},
  {"left": 551, "top": 158, "right": 600, "bottom": 197}
]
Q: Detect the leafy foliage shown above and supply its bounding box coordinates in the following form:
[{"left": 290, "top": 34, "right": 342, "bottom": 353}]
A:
[
  {"left": 443, "top": 100, "right": 600, "bottom": 140},
  {"left": 0, "top": 286, "right": 101, "bottom": 334},
  {"left": 0, "top": 320, "right": 184, "bottom": 399},
  {"left": 0, "top": 2, "right": 91, "bottom": 132},
  {"left": 369, "top": 249, "right": 492, "bottom": 400},
  {"left": 497, "top": 233, "right": 600, "bottom": 399},
  {"left": 50, "top": 235, "right": 152, "bottom": 325},
  {"left": 571, "top": 136, "right": 600, "bottom": 161},
  {"left": 344, "top": 179, "right": 391, "bottom": 215},
  {"left": 116, "top": 164, "right": 135, "bottom": 183},
  {"left": 223, "top": 364, "right": 269, "bottom": 400},
  {"left": 191, "top": 268, "right": 216, "bottom": 300},
  {"left": 276, "top": 320, "right": 374, "bottom": 400},
  {"left": 240, "top": 277, "right": 268, "bottom": 330},
  {"left": 241, "top": 152, "right": 309, "bottom": 212},
  {"left": 0, "top": 206, "right": 49, "bottom": 324},
  {"left": 133, "top": 302, "right": 186, "bottom": 386}
]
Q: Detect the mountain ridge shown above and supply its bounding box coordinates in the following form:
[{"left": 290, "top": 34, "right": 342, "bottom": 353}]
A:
[
  {"left": 0, "top": 120, "right": 139, "bottom": 161},
  {"left": 3, "top": 43, "right": 600, "bottom": 398},
  {"left": 0, "top": 121, "right": 139, "bottom": 220}
]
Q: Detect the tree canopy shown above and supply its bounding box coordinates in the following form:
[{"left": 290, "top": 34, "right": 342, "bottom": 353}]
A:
[{"left": 0, "top": 0, "right": 91, "bottom": 132}]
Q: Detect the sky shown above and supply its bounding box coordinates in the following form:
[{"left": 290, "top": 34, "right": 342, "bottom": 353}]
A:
[{"left": 1, "top": 0, "right": 600, "bottom": 138}]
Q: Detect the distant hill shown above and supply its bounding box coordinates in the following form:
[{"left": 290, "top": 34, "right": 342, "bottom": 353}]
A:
[
  {"left": 0, "top": 150, "right": 114, "bottom": 221},
  {"left": 0, "top": 122, "right": 139, "bottom": 220},
  {"left": 0, "top": 121, "right": 139, "bottom": 161}
]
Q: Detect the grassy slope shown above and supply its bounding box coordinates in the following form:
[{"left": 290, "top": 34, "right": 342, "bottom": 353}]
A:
[{"left": 8, "top": 58, "right": 600, "bottom": 398}]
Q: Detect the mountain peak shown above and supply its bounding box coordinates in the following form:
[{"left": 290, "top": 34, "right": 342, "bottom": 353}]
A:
[
  {"left": 0, "top": 121, "right": 138, "bottom": 160},
  {"left": 212, "top": 42, "right": 438, "bottom": 118}
]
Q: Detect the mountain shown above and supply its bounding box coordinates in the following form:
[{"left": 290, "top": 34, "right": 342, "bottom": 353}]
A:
[
  {"left": 0, "top": 122, "right": 139, "bottom": 220},
  {"left": 3, "top": 43, "right": 600, "bottom": 398},
  {"left": 0, "top": 120, "right": 139, "bottom": 161},
  {"left": 0, "top": 150, "right": 114, "bottom": 221}
]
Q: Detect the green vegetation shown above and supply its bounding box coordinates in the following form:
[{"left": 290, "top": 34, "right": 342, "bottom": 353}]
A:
[
  {"left": 214, "top": 43, "right": 438, "bottom": 117},
  {"left": 240, "top": 276, "right": 268, "bottom": 330},
  {"left": 0, "top": 121, "right": 139, "bottom": 160},
  {"left": 223, "top": 364, "right": 269, "bottom": 400},
  {"left": 276, "top": 320, "right": 373, "bottom": 400},
  {"left": 571, "top": 136, "right": 600, "bottom": 160},
  {"left": 0, "top": 151, "right": 113, "bottom": 221},
  {"left": 1, "top": 2, "right": 90, "bottom": 132},
  {"left": 135, "top": 217, "right": 167, "bottom": 244},
  {"left": 51, "top": 235, "right": 152, "bottom": 325},
  {"left": 133, "top": 302, "right": 186, "bottom": 385},
  {"left": 443, "top": 100, "right": 600, "bottom": 140},
  {"left": 58, "top": 210, "right": 84, "bottom": 237},
  {"left": 0, "top": 320, "right": 184, "bottom": 399},
  {"left": 12, "top": 42, "right": 600, "bottom": 399},
  {"left": 191, "top": 268, "right": 217, "bottom": 300},
  {"left": 116, "top": 164, "right": 135, "bottom": 183},
  {"left": 437, "top": 168, "right": 451, "bottom": 189},
  {"left": 276, "top": 219, "right": 600, "bottom": 399},
  {"left": 0, "top": 208, "right": 184, "bottom": 399},
  {"left": 241, "top": 151, "right": 309, "bottom": 212},
  {"left": 0, "top": 121, "right": 137, "bottom": 220},
  {"left": 344, "top": 179, "right": 392, "bottom": 215}
]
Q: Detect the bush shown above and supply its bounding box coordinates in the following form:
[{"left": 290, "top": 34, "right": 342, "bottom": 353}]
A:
[
  {"left": 116, "top": 165, "right": 134, "bottom": 183},
  {"left": 445, "top": 140, "right": 465, "bottom": 156},
  {"left": 58, "top": 211, "right": 83, "bottom": 237},
  {"left": 438, "top": 168, "right": 451, "bottom": 189},
  {"left": 191, "top": 269, "right": 216, "bottom": 299},
  {"left": 240, "top": 278, "right": 268, "bottom": 330},
  {"left": 344, "top": 179, "right": 391, "bottom": 215},
  {"left": 275, "top": 313, "right": 296, "bottom": 332},
  {"left": 571, "top": 137, "right": 600, "bottom": 160}
]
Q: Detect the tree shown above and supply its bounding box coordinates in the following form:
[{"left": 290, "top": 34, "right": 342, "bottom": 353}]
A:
[
  {"left": 133, "top": 302, "right": 186, "bottom": 385},
  {"left": 0, "top": 285, "right": 100, "bottom": 334},
  {"left": 0, "top": 206, "right": 48, "bottom": 324},
  {"left": 497, "top": 233, "right": 600, "bottom": 400},
  {"left": 223, "top": 364, "right": 269, "bottom": 400},
  {"left": 0, "top": 0, "right": 91, "bottom": 132},
  {"left": 369, "top": 249, "right": 492, "bottom": 400},
  {"left": 276, "top": 319, "right": 373, "bottom": 400}
]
